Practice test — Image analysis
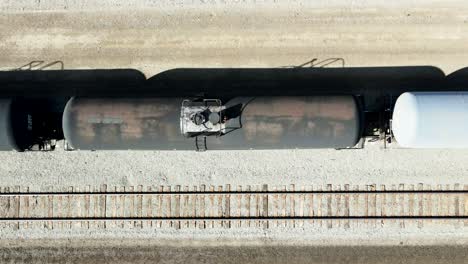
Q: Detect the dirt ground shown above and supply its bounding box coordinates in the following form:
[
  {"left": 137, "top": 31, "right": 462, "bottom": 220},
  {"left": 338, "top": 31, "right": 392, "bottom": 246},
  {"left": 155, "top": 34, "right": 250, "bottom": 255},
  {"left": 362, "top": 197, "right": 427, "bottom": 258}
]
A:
[
  {"left": 1, "top": 1, "right": 468, "bottom": 76},
  {"left": 2, "top": 241, "right": 467, "bottom": 264}
]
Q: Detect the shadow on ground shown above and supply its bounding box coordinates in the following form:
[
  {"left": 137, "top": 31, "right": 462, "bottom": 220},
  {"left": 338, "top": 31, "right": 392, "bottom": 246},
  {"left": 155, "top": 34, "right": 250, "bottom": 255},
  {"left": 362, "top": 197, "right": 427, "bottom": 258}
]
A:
[
  {"left": 0, "top": 69, "right": 146, "bottom": 97},
  {"left": 148, "top": 66, "right": 446, "bottom": 110},
  {"left": 1, "top": 65, "right": 465, "bottom": 111}
]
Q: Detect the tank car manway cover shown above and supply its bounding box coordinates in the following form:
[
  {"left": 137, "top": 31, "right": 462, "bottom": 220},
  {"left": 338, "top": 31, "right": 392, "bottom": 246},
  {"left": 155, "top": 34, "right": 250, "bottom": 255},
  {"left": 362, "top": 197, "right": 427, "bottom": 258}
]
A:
[
  {"left": 180, "top": 99, "right": 226, "bottom": 138},
  {"left": 62, "top": 96, "right": 361, "bottom": 150}
]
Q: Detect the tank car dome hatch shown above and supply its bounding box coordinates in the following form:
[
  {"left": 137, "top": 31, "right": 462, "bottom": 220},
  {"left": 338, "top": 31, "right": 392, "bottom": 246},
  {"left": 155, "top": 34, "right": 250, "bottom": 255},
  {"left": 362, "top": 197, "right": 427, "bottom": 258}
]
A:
[
  {"left": 392, "top": 92, "right": 468, "bottom": 148},
  {"left": 62, "top": 96, "right": 362, "bottom": 151}
]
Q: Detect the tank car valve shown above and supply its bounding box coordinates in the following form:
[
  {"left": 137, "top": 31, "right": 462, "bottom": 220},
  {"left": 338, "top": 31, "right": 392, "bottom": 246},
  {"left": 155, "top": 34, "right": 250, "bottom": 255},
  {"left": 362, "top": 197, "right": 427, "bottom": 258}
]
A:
[{"left": 180, "top": 99, "right": 226, "bottom": 140}]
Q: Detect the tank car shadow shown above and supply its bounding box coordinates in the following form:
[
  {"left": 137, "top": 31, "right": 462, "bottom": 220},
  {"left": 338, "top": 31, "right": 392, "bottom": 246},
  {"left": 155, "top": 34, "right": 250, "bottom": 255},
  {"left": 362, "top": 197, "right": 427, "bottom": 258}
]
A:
[
  {"left": 446, "top": 67, "right": 468, "bottom": 90},
  {"left": 147, "top": 66, "right": 445, "bottom": 111},
  {"left": 0, "top": 69, "right": 146, "bottom": 97}
]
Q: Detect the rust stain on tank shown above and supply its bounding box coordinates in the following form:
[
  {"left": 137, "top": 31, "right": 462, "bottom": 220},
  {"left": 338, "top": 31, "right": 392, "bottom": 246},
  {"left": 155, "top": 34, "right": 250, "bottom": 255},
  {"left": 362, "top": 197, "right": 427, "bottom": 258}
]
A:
[
  {"left": 243, "top": 120, "right": 285, "bottom": 143},
  {"left": 64, "top": 96, "right": 360, "bottom": 150},
  {"left": 242, "top": 97, "right": 357, "bottom": 120},
  {"left": 68, "top": 98, "right": 180, "bottom": 145},
  {"left": 241, "top": 96, "right": 358, "bottom": 144}
]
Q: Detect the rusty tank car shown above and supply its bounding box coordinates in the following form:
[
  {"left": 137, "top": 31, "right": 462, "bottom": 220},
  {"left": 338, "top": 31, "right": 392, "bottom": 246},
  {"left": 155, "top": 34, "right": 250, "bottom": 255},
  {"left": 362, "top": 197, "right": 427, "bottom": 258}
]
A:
[{"left": 61, "top": 96, "right": 361, "bottom": 151}]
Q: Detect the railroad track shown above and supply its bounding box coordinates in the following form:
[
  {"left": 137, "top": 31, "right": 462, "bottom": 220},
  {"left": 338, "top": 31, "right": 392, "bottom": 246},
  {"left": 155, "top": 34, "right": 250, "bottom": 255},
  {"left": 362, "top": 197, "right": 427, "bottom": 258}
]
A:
[{"left": 0, "top": 184, "right": 466, "bottom": 229}]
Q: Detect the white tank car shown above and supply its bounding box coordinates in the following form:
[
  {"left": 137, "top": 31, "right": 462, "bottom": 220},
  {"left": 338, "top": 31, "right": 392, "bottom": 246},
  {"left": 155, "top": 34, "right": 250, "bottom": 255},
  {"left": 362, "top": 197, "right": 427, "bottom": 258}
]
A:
[{"left": 392, "top": 92, "right": 468, "bottom": 148}]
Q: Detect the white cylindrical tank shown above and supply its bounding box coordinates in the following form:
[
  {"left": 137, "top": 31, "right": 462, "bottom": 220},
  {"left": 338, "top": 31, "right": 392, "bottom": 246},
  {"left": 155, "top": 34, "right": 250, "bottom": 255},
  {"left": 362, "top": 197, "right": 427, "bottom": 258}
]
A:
[{"left": 392, "top": 92, "right": 468, "bottom": 148}]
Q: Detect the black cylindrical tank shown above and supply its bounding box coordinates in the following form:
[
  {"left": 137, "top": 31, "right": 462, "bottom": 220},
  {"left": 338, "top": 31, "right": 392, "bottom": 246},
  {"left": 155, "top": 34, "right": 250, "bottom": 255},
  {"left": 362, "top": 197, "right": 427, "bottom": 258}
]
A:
[
  {"left": 62, "top": 96, "right": 361, "bottom": 150},
  {"left": 0, "top": 99, "right": 36, "bottom": 151},
  {"left": 1, "top": 98, "right": 66, "bottom": 151},
  {"left": 0, "top": 99, "right": 18, "bottom": 150}
]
